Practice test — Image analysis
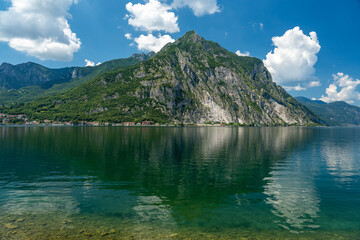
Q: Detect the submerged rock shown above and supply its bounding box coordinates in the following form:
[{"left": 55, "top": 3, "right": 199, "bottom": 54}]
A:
[{"left": 5, "top": 223, "right": 18, "bottom": 229}]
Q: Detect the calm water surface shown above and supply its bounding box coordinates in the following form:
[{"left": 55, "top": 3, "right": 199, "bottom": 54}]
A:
[{"left": 0, "top": 127, "right": 360, "bottom": 239}]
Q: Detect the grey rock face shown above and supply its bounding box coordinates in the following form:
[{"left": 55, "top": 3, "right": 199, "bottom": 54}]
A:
[
  {"left": 119, "top": 31, "right": 320, "bottom": 125},
  {"left": 5, "top": 31, "right": 320, "bottom": 126}
]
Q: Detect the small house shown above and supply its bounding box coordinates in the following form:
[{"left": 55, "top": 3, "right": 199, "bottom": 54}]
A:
[{"left": 142, "top": 121, "right": 151, "bottom": 126}]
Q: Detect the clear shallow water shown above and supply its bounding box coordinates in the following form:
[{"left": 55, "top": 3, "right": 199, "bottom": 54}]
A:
[{"left": 0, "top": 127, "right": 360, "bottom": 239}]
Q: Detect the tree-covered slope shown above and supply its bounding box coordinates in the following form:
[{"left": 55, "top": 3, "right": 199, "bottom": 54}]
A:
[
  {"left": 1, "top": 31, "right": 320, "bottom": 125},
  {"left": 0, "top": 53, "right": 152, "bottom": 105},
  {"left": 296, "top": 97, "right": 360, "bottom": 126}
]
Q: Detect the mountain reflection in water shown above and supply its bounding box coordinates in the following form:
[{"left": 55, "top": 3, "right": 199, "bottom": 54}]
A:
[{"left": 0, "top": 126, "right": 360, "bottom": 239}]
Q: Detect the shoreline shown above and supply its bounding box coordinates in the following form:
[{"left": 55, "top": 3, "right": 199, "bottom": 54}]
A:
[
  {"left": 0, "top": 124, "right": 357, "bottom": 128},
  {"left": 1, "top": 213, "right": 359, "bottom": 240}
]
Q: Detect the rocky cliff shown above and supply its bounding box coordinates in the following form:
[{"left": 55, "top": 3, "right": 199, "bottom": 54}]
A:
[{"left": 3, "top": 31, "right": 321, "bottom": 126}]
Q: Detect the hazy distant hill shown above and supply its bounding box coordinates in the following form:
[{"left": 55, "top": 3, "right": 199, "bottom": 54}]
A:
[
  {"left": 0, "top": 53, "right": 153, "bottom": 105},
  {"left": 296, "top": 97, "right": 360, "bottom": 126},
  {"left": 1, "top": 31, "right": 320, "bottom": 126},
  {"left": 0, "top": 62, "right": 79, "bottom": 90}
]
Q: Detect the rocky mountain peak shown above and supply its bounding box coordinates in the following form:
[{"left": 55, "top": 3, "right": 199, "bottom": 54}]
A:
[
  {"left": 1, "top": 31, "right": 321, "bottom": 126},
  {"left": 178, "top": 30, "right": 203, "bottom": 43},
  {"left": 158, "top": 31, "right": 228, "bottom": 63}
]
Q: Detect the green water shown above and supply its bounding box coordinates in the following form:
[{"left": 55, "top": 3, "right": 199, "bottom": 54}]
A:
[{"left": 0, "top": 127, "right": 360, "bottom": 239}]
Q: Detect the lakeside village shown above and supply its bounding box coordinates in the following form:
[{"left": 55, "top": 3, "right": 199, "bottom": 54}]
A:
[
  {"left": 0, "top": 113, "right": 237, "bottom": 127},
  {"left": 0, "top": 113, "right": 158, "bottom": 126},
  {"left": 0, "top": 113, "right": 262, "bottom": 127}
]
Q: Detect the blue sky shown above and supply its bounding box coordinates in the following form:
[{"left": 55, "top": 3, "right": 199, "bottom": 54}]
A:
[{"left": 0, "top": 0, "right": 360, "bottom": 105}]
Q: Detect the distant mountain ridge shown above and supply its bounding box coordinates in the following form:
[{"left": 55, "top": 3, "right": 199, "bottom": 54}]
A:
[
  {"left": 1, "top": 31, "right": 321, "bottom": 126},
  {"left": 0, "top": 62, "right": 77, "bottom": 89},
  {"left": 0, "top": 53, "right": 153, "bottom": 105},
  {"left": 295, "top": 97, "right": 360, "bottom": 126}
]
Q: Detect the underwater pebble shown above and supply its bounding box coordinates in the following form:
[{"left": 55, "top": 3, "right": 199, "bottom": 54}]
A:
[{"left": 5, "top": 223, "right": 18, "bottom": 229}]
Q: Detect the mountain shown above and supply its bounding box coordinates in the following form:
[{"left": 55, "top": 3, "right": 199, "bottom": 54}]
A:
[
  {"left": 296, "top": 97, "right": 360, "bottom": 126},
  {"left": 0, "top": 62, "right": 77, "bottom": 89},
  {"left": 1, "top": 31, "right": 320, "bottom": 126},
  {"left": 0, "top": 53, "right": 152, "bottom": 105}
]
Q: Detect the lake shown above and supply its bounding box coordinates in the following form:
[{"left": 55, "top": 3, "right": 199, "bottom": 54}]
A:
[{"left": 0, "top": 127, "right": 359, "bottom": 239}]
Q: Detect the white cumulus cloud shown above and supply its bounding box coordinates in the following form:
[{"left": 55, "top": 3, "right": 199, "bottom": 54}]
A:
[
  {"left": 134, "top": 34, "right": 174, "bottom": 53},
  {"left": 85, "top": 59, "right": 101, "bottom": 67},
  {"left": 125, "top": 0, "right": 221, "bottom": 51},
  {"left": 172, "top": 0, "right": 220, "bottom": 17},
  {"left": 308, "top": 81, "right": 321, "bottom": 88},
  {"left": 284, "top": 81, "right": 321, "bottom": 92},
  {"left": 263, "top": 26, "right": 321, "bottom": 85},
  {"left": 284, "top": 84, "right": 306, "bottom": 91},
  {"left": 235, "top": 50, "right": 250, "bottom": 57},
  {"left": 320, "top": 73, "right": 360, "bottom": 104},
  {"left": 0, "top": 0, "right": 81, "bottom": 61},
  {"left": 126, "top": 0, "right": 179, "bottom": 33}
]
